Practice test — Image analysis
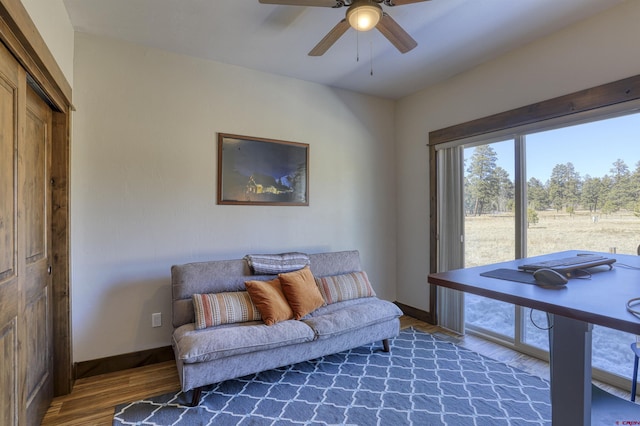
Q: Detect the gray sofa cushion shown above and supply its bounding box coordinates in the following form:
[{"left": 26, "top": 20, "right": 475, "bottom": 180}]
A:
[
  {"left": 303, "top": 298, "right": 403, "bottom": 339},
  {"left": 174, "top": 319, "right": 315, "bottom": 364}
]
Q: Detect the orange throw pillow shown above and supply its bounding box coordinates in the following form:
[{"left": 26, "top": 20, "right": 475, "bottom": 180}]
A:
[
  {"left": 278, "top": 266, "right": 325, "bottom": 320},
  {"left": 245, "top": 278, "right": 294, "bottom": 325}
]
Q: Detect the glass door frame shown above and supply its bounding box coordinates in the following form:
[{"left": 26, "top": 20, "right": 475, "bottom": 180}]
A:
[{"left": 463, "top": 135, "right": 551, "bottom": 361}]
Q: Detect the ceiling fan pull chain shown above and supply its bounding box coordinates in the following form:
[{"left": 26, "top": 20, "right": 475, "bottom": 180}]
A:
[
  {"left": 356, "top": 23, "right": 360, "bottom": 62},
  {"left": 369, "top": 40, "right": 373, "bottom": 77}
]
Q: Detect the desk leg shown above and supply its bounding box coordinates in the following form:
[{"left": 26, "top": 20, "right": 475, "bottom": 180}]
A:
[{"left": 548, "top": 314, "right": 593, "bottom": 426}]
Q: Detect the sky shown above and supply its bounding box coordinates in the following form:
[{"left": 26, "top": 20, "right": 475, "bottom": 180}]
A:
[{"left": 468, "top": 112, "right": 640, "bottom": 183}]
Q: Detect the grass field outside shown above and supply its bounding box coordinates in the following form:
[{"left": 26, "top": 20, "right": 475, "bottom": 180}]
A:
[{"left": 464, "top": 210, "right": 640, "bottom": 380}]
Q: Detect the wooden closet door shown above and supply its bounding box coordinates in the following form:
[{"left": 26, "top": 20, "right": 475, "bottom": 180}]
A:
[
  {"left": 0, "top": 37, "right": 22, "bottom": 426},
  {"left": 22, "top": 83, "right": 53, "bottom": 425},
  {"left": 0, "top": 40, "right": 53, "bottom": 425}
]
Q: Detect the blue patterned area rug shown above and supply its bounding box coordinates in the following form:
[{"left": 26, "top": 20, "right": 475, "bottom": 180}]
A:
[{"left": 113, "top": 328, "right": 550, "bottom": 425}]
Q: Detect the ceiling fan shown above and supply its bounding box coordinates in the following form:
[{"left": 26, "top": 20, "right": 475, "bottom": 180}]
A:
[{"left": 258, "top": 0, "right": 429, "bottom": 56}]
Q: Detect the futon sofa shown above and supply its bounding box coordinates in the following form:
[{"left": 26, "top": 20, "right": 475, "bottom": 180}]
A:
[{"left": 171, "top": 250, "right": 403, "bottom": 406}]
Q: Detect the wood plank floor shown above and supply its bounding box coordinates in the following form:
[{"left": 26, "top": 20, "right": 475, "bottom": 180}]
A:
[{"left": 42, "top": 316, "right": 631, "bottom": 425}]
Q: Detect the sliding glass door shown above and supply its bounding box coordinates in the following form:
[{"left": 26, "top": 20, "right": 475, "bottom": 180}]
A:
[
  {"left": 460, "top": 110, "right": 640, "bottom": 385},
  {"left": 463, "top": 140, "right": 516, "bottom": 340}
]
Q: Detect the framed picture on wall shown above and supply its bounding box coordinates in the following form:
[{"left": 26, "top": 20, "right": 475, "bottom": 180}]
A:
[{"left": 217, "top": 133, "right": 309, "bottom": 206}]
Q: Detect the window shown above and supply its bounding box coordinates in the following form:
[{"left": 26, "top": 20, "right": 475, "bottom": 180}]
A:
[
  {"left": 429, "top": 75, "right": 640, "bottom": 392},
  {"left": 463, "top": 140, "right": 516, "bottom": 340}
]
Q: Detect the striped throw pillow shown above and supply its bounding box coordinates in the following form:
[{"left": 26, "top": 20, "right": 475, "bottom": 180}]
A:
[
  {"left": 244, "top": 252, "right": 310, "bottom": 274},
  {"left": 192, "top": 292, "right": 262, "bottom": 330},
  {"left": 315, "top": 271, "right": 376, "bottom": 304}
]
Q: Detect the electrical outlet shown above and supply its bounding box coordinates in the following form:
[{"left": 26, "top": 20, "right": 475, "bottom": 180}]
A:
[{"left": 152, "top": 312, "right": 162, "bottom": 328}]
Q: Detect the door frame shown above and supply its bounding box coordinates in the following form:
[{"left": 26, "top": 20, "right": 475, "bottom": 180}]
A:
[{"left": 0, "top": 0, "right": 72, "bottom": 395}]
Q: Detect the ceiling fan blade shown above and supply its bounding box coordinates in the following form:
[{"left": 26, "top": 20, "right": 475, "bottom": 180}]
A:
[
  {"left": 259, "top": 0, "right": 340, "bottom": 6},
  {"left": 376, "top": 12, "right": 417, "bottom": 53},
  {"left": 385, "top": 0, "right": 431, "bottom": 5},
  {"left": 308, "top": 19, "right": 350, "bottom": 56}
]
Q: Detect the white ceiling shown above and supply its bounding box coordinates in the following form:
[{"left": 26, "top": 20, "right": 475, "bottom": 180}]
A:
[{"left": 62, "top": 0, "right": 625, "bottom": 100}]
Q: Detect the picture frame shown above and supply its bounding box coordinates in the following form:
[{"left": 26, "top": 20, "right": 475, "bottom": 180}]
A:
[{"left": 217, "top": 133, "right": 309, "bottom": 206}]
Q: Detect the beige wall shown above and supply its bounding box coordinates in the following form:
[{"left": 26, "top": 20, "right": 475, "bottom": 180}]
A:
[
  {"left": 395, "top": 0, "right": 640, "bottom": 311},
  {"left": 20, "top": 0, "right": 74, "bottom": 85},
  {"left": 24, "top": 0, "right": 640, "bottom": 362},
  {"left": 71, "top": 33, "right": 397, "bottom": 361}
]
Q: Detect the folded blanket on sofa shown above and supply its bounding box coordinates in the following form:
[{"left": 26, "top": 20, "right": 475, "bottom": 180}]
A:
[{"left": 244, "top": 252, "right": 310, "bottom": 274}]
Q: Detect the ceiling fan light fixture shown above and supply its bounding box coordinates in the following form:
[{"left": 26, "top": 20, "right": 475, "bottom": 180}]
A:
[{"left": 347, "top": 3, "right": 382, "bottom": 32}]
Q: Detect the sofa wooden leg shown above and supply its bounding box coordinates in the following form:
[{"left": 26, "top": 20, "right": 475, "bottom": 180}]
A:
[
  {"left": 189, "top": 387, "right": 203, "bottom": 407},
  {"left": 382, "top": 339, "right": 390, "bottom": 352}
]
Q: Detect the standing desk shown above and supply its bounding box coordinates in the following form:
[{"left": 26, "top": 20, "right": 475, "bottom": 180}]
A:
[{"left": 428, "top": 250, "right": 640, "bottom": 425}]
